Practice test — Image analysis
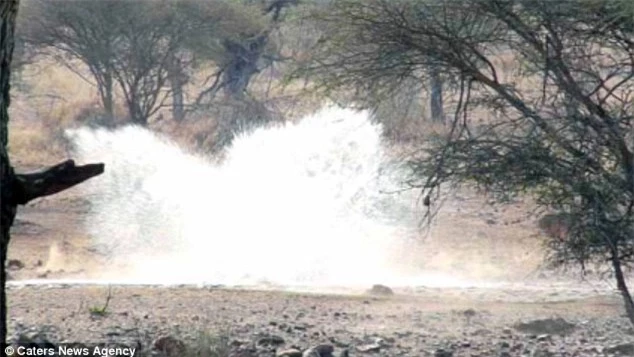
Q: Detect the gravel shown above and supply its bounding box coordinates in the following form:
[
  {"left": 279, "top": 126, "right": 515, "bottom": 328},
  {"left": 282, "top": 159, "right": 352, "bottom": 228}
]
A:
[{"left": 6, "top": 284, "right": 633, "bottom": 357}]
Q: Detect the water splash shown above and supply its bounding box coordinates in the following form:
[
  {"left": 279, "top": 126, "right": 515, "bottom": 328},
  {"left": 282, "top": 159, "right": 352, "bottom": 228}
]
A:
[{"left": 65, "top": 106, "right": 427, "bottom": 287}]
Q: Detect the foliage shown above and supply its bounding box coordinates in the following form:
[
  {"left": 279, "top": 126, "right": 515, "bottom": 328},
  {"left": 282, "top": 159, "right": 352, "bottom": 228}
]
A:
[
  {"left": 18, "top": 0, "right": 273, "bottom": 125},
  {"left": 300, "top": 0, "right": 634, "bottom": 323}
]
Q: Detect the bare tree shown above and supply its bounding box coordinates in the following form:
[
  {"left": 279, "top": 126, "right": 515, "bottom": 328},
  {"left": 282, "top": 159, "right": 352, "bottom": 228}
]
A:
[
  {"left": 301, "top": 0, "right": 634, "bottom": 324},
  {"left": 1, "top": 0, "right": 104, "bottom": 344}
]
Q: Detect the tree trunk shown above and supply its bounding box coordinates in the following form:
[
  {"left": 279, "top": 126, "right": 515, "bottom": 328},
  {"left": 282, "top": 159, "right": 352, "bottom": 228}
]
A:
[
  {"left": 1, "top": 1, "right": 21, "bottom": 345},
  {"left": 429, "top": 64, "right": 444, "bottom": 124},
  {"left": 611, "top": 252, "right": 634, "bottom": 325},
  {"left": 1, "top": 0, "right": 104, "bottom": 345},
  {"left": 168, "top": 57, "right": 186, "bottom": 121},
  {"left": 92, "top": 67, "right": 114, "bottom": 125},
  {"left": 102, "top": 71, "right": 114, "bottom": 122},
  {"left": 126, "top": 97, "right": 148, "bottom": 126},
  {"left": 222, "top": 36, "right": 267, "bottom": 100}
]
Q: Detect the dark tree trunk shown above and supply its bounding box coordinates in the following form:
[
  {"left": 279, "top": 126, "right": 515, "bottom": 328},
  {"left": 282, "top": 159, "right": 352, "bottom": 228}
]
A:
[
  {"left": 1, "top": 0, "right": 104, "bottom": 345},
  {"left": 1, "top": 1, "right": 21, "bottom": 345},
  {"left": 219, "top": 0, "right": 297, "bottom": 101},
  {"left": 126, "top": 96, "right": 148, "bottom": 126},
  {"left": 429, "top": 64, "right": 444, "bottom": 124},
  {"left": 168, "top": 57, "right": 186, "bottom": 121},
  {"left": 222, "top": 36, "right": 267, "bottom": 100},
  {"left": 102, "top": 71, "right": 114, "bottom": 121},
  {"left": 611, "top": 248, "right": 634, "bottom": 325},
  {"left": 91, "top": 66, "right": 114, "bottom": 124}
]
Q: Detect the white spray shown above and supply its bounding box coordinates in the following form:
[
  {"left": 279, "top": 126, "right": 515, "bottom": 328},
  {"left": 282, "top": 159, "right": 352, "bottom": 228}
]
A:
[{"left": 66, "top": 106, "right": 430, "bottom": 288}]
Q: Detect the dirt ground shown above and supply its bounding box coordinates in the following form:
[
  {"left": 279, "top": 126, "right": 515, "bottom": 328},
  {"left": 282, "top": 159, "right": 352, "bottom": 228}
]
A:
[{"left": 5, "top": 187, "right": 634, "bottom": 357}]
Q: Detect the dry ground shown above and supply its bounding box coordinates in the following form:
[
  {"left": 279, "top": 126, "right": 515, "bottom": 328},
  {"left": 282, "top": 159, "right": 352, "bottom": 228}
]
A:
[
  {"left": 5, "top": 58, "right": 633, "bottom": 357},
  {"left": 5, "top": 183, "right": 633, "bottom": 356}
]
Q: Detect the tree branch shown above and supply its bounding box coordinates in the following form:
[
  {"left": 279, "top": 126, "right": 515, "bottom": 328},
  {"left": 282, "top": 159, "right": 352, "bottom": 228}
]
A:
[{"left": 12, "top": 159, "right": 104, "bottom": 205}]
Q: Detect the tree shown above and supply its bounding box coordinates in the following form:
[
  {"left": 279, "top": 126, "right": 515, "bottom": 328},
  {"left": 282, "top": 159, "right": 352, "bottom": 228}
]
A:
[
  {"left": 1, "top": 0, "right": 104, "bottom": 344},
  {"left": 19, "top": 0, "right": 122, "bottom": 122},
  {"left": 220, "top": 0, "right": 298, "bottom": 99},
  {"left": 21, "top": 0, "right": 288, "bottom": 125},
  {"left": 301, "top": 0, "right": 634, "bottom": 324},
  {"left": 107, "top": 0, "right": 190, "bottom": 126},
  {"left": 21, "top": 0, "right": 207, "bottom": 125}
]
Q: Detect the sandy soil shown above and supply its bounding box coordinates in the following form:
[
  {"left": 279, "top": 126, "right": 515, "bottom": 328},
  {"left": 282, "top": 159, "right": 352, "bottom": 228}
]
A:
[{"left": 5, "top": 188, "right": 633, "bottom": 356}]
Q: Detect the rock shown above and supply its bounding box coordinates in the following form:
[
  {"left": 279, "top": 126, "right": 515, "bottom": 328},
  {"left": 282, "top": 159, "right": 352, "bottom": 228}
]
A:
[
  {"left": 302, "top": 344, "right": 335, "bottom": 357},
  {"left": 257, "top": 335, "right": 285, "bottom": 347},
  {"left": 152, "top": 335, "right": 187, "bottom": 357},
  {"left": 327, "top": 336, "right": 348, "bottom": 349},
  {"left": 366, "top": 284, "right": 394, "bottom": 296},
  {"left": 337, "top": 349, "right": 349, "bottom": 357},
  {"left": 302, "top": 348, "right": 320, "bottom": 357},
  {"left": 7, "top": 259, "right": 25, "bottom": 270},
  {"left": 356, "top": 343, "right": 381, "bottom": 353},
  {"left": 536, "top": 334, "right": 550, "bottom": 341},
  {"left": 434, "top": 348, "right": 453, "bottom": 357},
  {"left": 530, "top": 347, "right": 555, "bottom": 357},
  {"left": 313, "top": 344, "right": 334, "bottom": 356},
  {"left": 473, "top": 328, "right": 493, "bottom": 336},
  {"left": 462, "top": 308, "right": 477, "bottom": 319},
  {"left": 605, "top": 342, "right": 634, "bottom": 356},
  {"left": 514, "top": 318, "right": 576, "bottom": 335},
  {"left": 14, "top": 332, "right": 56, "bottom": 350},
  {"left": 277, "top": 349, "right": 302, "bottom": 357}
]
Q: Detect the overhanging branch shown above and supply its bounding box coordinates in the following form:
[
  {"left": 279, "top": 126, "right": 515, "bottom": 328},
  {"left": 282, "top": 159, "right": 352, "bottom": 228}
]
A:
[{"left": 12, "top": 159, "right": 104, "bottom": 205}]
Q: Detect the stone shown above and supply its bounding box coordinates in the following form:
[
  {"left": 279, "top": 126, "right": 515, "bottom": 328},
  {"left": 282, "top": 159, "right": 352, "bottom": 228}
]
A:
[
  {"left": 312, "top": 344, "right": 335, "bottom": 356},
  {"left": 536, "top": 334, "right": 550, "bottom": 342},
  {"left": 302, "top": 348, "right": 320, "bottom": 357},
  {"left": 14, "top": 332, "right": 56, "bottom": 350},
  {"left": 434, "top": 348, "right": 453, "bottom": 357},
  {"left": 7, "top": 259, "right": 24, "bottom": 270},
  {"left": 356, "top": 343, "right": 381, "bottom": 353},
  {"left": 257, "top": 335, "right": 285, "bottom": 347},
  {"left": 530, "top": 347, "right": 555, "bottom": 357},
  {"left": 605, "top": 342, "right": 634, "bottom": 356},
  {"left": 514, "top": 318, "right": 576, "bottom": 335},
  {"left": 152, "top": 335, "right": 187, "bottom": 357},
  {"left": 277, "top": 349, "right": 302, "bottom": 357},
  {"left": 366, "top": 284, "right": 394, "bottom": 296}
]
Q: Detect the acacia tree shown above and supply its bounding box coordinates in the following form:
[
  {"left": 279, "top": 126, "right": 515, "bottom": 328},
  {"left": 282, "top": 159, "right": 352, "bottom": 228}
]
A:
[
  {"left": 20, "top": 0, "right": 209, "bottom": 125},
  {"left": 1, "top": 0, "right": 104, "bottom": 344},
  {"left": 19, "top": 0, "right": 121, "bottom": 122},
  {"left": 21, "top": 0, "right": 290, "bottom": 125},
  {"left": 108, "top": 1, "right": 190, "bottom": 126},
  {"left": 302, "top": 0, "right": 634, "bottom": 323}
]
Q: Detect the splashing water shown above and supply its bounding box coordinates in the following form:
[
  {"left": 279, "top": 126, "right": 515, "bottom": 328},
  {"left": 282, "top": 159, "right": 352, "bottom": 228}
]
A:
[{"left": 65, "top": 106, "right": 431, "bottom": 288}]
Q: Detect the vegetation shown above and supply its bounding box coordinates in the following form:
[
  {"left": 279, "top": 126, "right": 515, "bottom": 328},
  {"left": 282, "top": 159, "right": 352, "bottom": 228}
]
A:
[
  {"left": 298, "top": 0, "right": 634, "bottom": 324},
  {"left": 2, "top": 0, "right": 104, "bottom": 344},
  {"left": 88, "top": 286, "right": 113, "bottom": 317},
  {"left": 18, "top": 0, "right": 297, "bottom": 127},
  {"left": 3, "top": 0, "right": 634, "bottom": 345}
]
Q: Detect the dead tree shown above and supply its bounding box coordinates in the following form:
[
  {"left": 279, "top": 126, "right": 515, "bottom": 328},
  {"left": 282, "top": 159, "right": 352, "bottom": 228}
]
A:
[{"left": 1, "top": 0, "right": 104, "bottom": 344}]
